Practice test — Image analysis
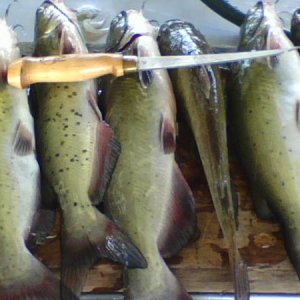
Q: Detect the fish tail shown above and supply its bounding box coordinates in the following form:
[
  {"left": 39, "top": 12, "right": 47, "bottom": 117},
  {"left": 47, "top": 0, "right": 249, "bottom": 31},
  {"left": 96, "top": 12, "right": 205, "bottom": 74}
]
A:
[
  {"left": 0, "top": 249, "right": 76, "bottom": 300},
  {"left": 61, "top": 207, "right": 147, "bottom": 298},
  {"left": 231, "top": 246, "right": 250, "bottom": 300},
  {"left": 125, "top": 258, "right": 192, "bottom": 300}
]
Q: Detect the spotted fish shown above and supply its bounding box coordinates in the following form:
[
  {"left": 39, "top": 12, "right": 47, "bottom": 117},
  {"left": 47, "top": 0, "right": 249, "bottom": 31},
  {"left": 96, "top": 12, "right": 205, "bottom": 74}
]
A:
[
  {"left": 230, "top": 1, "right": 300, "bottom": 277},
  {"left": 32, "top": 1, "right": 146, "bottom": 298}
]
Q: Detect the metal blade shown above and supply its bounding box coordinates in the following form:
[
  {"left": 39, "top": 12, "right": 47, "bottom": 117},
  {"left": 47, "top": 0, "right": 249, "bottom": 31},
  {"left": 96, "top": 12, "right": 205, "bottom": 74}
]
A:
[{"left": 137, "top": 47, "right": 299, "bottom": 70}]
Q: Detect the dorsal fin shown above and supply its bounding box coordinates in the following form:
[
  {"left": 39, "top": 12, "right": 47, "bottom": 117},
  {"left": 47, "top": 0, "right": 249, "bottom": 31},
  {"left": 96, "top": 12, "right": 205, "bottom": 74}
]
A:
[{"left": 88, "top": 121, "right": 121, "bottom": 204}]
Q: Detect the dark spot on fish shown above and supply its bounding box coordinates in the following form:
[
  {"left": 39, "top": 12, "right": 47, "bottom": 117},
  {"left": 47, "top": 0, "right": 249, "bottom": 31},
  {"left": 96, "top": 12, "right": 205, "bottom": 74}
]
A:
[
  {"left": 282, "top": 136, "right": 287, "bottom": 140},
  {"left": 55, "top": 153, "right": 60, "bottom": 157},
  {"left": 72, "top": 92, "right": 77, "bottom": 96},
  {"left": 248, "top": 110, "right": 253, "bottom": 113},
  {"left": 52, "top": 118, "right": 56, "bottom": 122},
  {"left": 64, "top": 134, "right": 68, "bottom": 137},
  {"left": 82, "top": 150, "right": 87, "bottom": 153},
  {"left": 70, "top": 158, "right": 75, "bottom": 162},
  {"left": 76, "top": 122, "right": 80, "bottom": 125},
  {"left": 64, "top": 85, "right": 69, "bottom": 89},
  {"left": 64, "top": 118, "right": 69, "bottom": 121},
  {"left": 68, "top": 95, "right": 72, "bottom": 98},
  {"left": 59, "top": 169, "right": 64, "bottom": 173},
  {"left": 70, "top": 109, "right": 75, "bottom": 112},
  {"left": 281, "top": 182, "right": 285, "bottom": 186},
  {"left": 64, "top": 125, "right": 69, "bottom": 129},
  {"left": 60, "top": 141, "right": 65, "bottom": 146},
  {"left": 289, "top": 149, "right": 293, "bottom": 152},
  {"left": 72, "top": 134, "right": 76, "bottom": 137},
  {"left": 73, "top": 202, "right": 78, "bottom": 206}
]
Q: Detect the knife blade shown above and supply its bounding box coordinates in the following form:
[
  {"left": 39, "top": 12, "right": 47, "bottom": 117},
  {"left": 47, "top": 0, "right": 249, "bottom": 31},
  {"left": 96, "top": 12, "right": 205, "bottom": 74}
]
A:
[{"left": 7, "top": 47, "right": 298, "bottom": 89}]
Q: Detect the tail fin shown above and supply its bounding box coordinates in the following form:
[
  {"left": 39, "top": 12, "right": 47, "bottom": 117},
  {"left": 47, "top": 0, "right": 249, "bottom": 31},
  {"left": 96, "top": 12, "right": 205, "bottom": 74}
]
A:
[
  {"left": 0, "top": 250, "right": 76, "bottom": 300},
  {"left": 61, "top": 207, "right": 147, "bottom": 299},
  {"left": 125, "top": 259, "right": 192, "bottom": 300}
]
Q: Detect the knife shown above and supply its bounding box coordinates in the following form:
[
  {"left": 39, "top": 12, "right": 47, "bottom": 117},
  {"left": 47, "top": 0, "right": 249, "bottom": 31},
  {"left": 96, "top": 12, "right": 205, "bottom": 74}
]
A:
[{"left": 7, "top": 47, "right": 297, "bottom": 89}]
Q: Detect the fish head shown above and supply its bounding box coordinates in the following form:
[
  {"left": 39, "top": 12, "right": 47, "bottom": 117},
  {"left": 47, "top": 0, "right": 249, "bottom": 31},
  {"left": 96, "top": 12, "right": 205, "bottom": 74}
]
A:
[
  {"left": 34, "top": 0, "right": 86, "bottom": 56},
  {"left": 106, "top": 9, "right": 158, "bottom": 53},
  {"left": 239, "top": 1, "right": 290, "bottom": 52}
]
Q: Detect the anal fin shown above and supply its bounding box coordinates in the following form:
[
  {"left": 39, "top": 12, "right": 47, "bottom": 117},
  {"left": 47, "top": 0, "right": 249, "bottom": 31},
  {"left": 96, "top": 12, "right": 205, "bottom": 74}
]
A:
[
  {"left": 13, "top": 121, "right": 35, "bottom": 156},
  {"left": 158, "top": 163, "right": 197, "bottom": 258},
  {"left": 89, "top": 121, "right": 121, "bottom": 204}
]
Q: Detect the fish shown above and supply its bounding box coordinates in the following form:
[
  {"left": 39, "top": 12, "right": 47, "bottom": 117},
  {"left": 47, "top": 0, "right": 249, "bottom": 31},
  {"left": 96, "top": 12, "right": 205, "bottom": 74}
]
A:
[
  {"left": 0, "top": 18, "right": 63, "bottom": 299},
  {"left": 32, "top": 1, "right": 147, "bottom": 298},
  {"left": 229, "top": 1, "right": 300, "bottom": 277},
  {"left": 158, "top": 19, "right": 249, "bottom": 300},
  {"left": 104, "top": 10, "right": 197, "bottom": 300}
]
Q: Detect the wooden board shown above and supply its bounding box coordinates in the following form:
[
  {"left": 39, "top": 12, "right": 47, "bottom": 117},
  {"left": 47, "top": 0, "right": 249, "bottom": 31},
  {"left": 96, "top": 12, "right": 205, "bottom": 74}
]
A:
[{"left": 35, "top": 120, "right": 300, "bottom": 295}]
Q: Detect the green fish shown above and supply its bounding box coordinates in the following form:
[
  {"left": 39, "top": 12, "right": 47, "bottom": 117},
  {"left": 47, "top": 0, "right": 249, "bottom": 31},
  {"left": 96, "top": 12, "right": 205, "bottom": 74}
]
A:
[
  {"left": 229, "top": 1, "right": 300, "bottom": 277},
  {"left": 158, "top": 20, "right": 249, "bottom": 300},
  {"left": 104, "top": 10, "right": 196, "bottom": 300},
  {"left": 0, "top": 18, "right": 64, "bottom": 299},
  {"left": 32, "top": 1, "right": 146, "bottom": 298}
]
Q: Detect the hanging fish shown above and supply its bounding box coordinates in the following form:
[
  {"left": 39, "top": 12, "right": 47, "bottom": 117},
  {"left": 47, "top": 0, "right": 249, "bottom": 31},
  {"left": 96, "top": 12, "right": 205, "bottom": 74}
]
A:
[
  {"left": 32, "top": 1, "right": 146, "bottom": 298},
  {"left": 104, "top": 10, "right": 197, "bottom": 300}
]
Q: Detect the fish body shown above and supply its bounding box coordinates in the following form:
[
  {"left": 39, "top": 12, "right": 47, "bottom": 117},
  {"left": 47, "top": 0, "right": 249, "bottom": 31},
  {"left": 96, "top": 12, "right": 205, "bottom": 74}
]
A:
[
  {"left": 105, "top": 10, "right": 196, "bottom": 300},
  {"left": 158, "top": 20, "right": 248, "bottom": 300},
  {"left": 0, "top": 19, "right": 62, "bottom": 299},
  {"left": 33, "top": 1, "right": 146, "bottom": 298},
  {"left": 230, "top": 1, "right": 300, "bottom": 276}
]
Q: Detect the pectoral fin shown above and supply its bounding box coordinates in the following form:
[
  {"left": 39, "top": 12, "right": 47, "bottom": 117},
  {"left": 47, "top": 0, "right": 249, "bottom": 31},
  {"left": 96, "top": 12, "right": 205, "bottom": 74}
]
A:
[
  {"left": 158, "top": 163, "right": 197, "bottom": 258},
  {"left": 89, "top": 121, "right": 121, "bottom": 204},
  {"left": 13, "top": 121, "right": 35, "bottom": 156}
]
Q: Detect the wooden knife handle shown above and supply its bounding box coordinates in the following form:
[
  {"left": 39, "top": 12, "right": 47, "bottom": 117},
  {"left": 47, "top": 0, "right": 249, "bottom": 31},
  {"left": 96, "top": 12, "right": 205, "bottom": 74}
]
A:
[{"left": 7, "top": 53, "right": 138, "bottom": 89}]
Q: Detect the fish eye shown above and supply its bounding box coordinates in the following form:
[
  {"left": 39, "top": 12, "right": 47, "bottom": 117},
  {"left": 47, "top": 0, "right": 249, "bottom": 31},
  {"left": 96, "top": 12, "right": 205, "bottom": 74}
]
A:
[{"left": 106, "top": 10, "right": 128, "bottom": 52}]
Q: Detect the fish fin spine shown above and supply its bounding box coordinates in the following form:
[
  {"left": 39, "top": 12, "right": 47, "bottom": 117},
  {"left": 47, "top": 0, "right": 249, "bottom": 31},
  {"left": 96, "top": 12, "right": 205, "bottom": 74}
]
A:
[{"left": 158, "top": 163, "right": 197, "bottom": 258}]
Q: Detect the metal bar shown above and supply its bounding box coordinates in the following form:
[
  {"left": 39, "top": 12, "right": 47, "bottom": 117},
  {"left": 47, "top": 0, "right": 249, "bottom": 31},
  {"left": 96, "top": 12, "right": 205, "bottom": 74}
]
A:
[{"left": 81, "top": 293, "right": 300, "bottom": 300}]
